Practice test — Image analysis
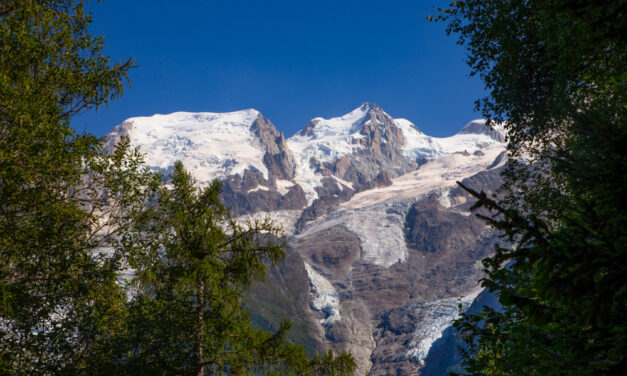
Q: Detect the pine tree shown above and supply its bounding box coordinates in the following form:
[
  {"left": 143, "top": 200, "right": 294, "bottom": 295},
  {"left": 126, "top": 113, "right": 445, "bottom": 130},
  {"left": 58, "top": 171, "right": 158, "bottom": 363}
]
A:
[{"left": 110, "top": 161, "right": 356, "bottom": 376}]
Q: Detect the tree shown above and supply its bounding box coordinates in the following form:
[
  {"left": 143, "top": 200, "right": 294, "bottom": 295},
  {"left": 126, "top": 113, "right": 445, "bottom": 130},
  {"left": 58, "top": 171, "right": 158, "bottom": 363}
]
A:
[
  {"left": 432, "top": 0, "right": 627, "bottom": 220},
  {"left": 432, "top": 0, "right": 625, "bottom": 152},
  {"left": 454, "top": 109, "right": 626, "bottom": 375},
  {"left": 0, "top": 1, "right": 159, "bottom": 374},
  {"left": 106, "top": 161, "right": 356, "bottom": 376},
  {"left": 1, "top": 2, "right": 354, "bottom": 374},
  {"left": 431, "top": 0, "right": 627, "bottom": 374}
]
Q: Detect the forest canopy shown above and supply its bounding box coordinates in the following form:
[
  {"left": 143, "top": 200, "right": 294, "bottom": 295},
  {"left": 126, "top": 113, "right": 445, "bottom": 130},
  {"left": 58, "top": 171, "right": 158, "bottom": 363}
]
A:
[{"left": 432, "top": 1, "right": 626, "bottom": 374}]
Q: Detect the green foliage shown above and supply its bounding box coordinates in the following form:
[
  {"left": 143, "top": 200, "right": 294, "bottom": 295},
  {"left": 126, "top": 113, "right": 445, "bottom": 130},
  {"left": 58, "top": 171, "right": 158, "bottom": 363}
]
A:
[
  {"left": 454, "top": 109, "right": 626, "bottom": 375},
  {"left": 432, "top": 1, "right": 627, "bottom": 375},
  {"left": 432, "top": 0, "right": 627, "bottom": 226},
  {"left": 0, "top": 1, "right": 158, "bottom": 374},
  {"left": 103, "top": 162, "right": 356, "bottom": 375},
  {"left": 1, "top": 2, "right": 356, "bottom": 375},
  {"left": 431, "top": 0, "right": 626, "bottom": 153}
]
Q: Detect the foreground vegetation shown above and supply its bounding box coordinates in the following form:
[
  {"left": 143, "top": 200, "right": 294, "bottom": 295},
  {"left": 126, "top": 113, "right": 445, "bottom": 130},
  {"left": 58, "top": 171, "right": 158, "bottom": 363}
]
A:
[
  {"left": 0, "top": 1, "right": 355, "bottom": 375},
  {"left": 433, "top": 1, "right": 626, "bottom": 374}
]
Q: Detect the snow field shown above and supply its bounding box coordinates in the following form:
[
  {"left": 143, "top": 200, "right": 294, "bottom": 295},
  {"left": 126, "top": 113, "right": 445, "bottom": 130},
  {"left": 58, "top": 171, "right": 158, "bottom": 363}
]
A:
[
  {"left": 304, "top": 262, "right": 341, "bottom": 326},
  {"left": 110, "top": 110, "right": 268, "bottom": 184}
]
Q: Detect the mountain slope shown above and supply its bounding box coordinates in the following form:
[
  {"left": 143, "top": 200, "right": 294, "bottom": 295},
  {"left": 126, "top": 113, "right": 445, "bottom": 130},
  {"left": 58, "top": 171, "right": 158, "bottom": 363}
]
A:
[{"left": 105, "top": 104, "right": 506, "bottom": 375}]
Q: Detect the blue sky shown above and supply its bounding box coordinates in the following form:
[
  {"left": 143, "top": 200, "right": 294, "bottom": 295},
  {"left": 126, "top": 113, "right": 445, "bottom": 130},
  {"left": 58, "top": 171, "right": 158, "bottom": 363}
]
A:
[{"left": 73, "top": 0, "right": 484, "bottom": 138}]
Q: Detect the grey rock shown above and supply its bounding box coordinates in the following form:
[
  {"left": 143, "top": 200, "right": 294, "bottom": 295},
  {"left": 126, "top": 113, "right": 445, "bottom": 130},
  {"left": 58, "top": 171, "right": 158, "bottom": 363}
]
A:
[{"left": 458, "top": 120, "right": 506, "bottom": 143}]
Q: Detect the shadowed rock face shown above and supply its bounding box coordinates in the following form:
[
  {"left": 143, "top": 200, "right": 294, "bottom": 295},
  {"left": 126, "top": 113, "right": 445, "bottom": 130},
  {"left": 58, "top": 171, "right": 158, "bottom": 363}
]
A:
[
  {"left": 219, "top": 169, "right": 307, "bottom": 216},
  {"left": 404, "top": 199, "right": 486, "bottom": 254},
  {"left": 252, "top": 115, "right": 296, "bottom": 180},
  {"left": 219, "top": 180, "right": 307, "bottom": 216}
]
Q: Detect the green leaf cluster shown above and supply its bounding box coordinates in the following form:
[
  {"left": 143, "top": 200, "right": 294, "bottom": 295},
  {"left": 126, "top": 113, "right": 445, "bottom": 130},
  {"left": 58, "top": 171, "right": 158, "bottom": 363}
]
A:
[
  {"left": 433, "top": 1, "right": 627, "bottom": 375},
  {"left": 454, "top": 110, "right": 626, "bottom": 375},
  {"left": 0, "top": 1, "right": 155, "bottom": 374}
]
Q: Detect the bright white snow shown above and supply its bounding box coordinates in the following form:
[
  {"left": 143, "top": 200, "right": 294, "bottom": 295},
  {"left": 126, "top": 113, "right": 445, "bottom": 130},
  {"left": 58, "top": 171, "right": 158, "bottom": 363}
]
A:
[
  {"left": 108, "top": 110, "right": 268, "bottom": 184},
  {"left": 304, "top": 262, "right": 341, "bottom": 326}
]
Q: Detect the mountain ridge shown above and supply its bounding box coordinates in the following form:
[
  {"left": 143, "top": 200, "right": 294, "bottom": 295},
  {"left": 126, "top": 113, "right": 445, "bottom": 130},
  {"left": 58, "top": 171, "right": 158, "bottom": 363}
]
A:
[{"left": 104, "top": 104, "right": 506, "bottom": 375}]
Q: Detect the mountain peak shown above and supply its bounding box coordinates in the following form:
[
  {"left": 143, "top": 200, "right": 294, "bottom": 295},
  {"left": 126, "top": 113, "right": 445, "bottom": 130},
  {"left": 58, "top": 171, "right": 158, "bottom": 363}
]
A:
[
  {"left": 297, "top": 103, "right": 393, "bottom": 139},
  {"left": 358, "top": 102, "right": 384, "bottom": 113},
  {"left": 104, "top": 109, "right": 269, "bottom": 182},
  {"left": 457, "top": 119, "right": 505, "bottom": 142}
]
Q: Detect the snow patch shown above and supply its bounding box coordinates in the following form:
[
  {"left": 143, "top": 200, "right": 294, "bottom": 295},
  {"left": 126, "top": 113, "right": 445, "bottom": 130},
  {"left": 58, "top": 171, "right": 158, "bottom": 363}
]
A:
[
  {"left": 332, "top": 175, "right": 354, "bottom": 191},
  {"left": 247, "top": 185, "right": 270, "bottom": 193},
  {"left": 235, "top": 209, "right": 303, "bottom": 236},
  {"left": 394, "top": 119, "right": 443, "bottom": 161},
  {"left": 304, "top": 263, "right": 341, "bottom": 326},
  {"left": 437, "top": 189, "right": 452, "bottom": 208},
  {"left": 275, "top": 179, "right": 296, "bottom": 195}
]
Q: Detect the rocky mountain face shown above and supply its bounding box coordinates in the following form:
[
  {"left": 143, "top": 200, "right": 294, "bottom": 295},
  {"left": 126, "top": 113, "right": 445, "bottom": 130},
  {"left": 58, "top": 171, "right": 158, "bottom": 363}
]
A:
[{"left": 106, "top": 103, "right": 507, "bottom": 375}]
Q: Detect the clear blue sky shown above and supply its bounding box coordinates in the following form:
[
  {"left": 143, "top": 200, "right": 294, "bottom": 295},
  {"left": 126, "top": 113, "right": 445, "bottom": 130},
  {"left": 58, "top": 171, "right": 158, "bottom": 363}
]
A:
[{"left": 73, "top": 0, "right": 484, "bottom": 138}]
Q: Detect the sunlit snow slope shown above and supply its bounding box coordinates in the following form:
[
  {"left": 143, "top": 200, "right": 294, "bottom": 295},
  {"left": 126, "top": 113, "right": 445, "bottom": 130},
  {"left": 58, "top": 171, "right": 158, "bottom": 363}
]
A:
[{"left": 106, "top": 110, "right": 268, "bottom": 183}]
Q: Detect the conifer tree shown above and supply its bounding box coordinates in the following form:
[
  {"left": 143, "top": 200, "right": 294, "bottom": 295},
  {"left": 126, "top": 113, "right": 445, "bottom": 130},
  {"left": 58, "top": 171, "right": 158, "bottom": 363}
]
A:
[{"left": 110, "top": 161, "right": 356, "bottom": 376}]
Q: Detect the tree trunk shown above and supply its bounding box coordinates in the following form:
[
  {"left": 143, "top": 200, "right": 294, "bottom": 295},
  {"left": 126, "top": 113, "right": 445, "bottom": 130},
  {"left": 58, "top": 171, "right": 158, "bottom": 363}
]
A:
[{"left": 196, "top": 279, "right": 205, "bottom": 376}]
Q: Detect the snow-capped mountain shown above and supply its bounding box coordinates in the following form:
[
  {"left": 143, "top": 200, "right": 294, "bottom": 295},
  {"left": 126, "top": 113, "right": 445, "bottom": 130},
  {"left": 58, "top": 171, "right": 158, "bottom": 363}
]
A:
[
  {"left": 105, "top": 104, "right": 507, "bottom": 375},
  {"left": 105, "top": 110, "right": 268, "bottom": 181},
  {"left": 106, "top": 109, "right": 306, "bottom": 215}
]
